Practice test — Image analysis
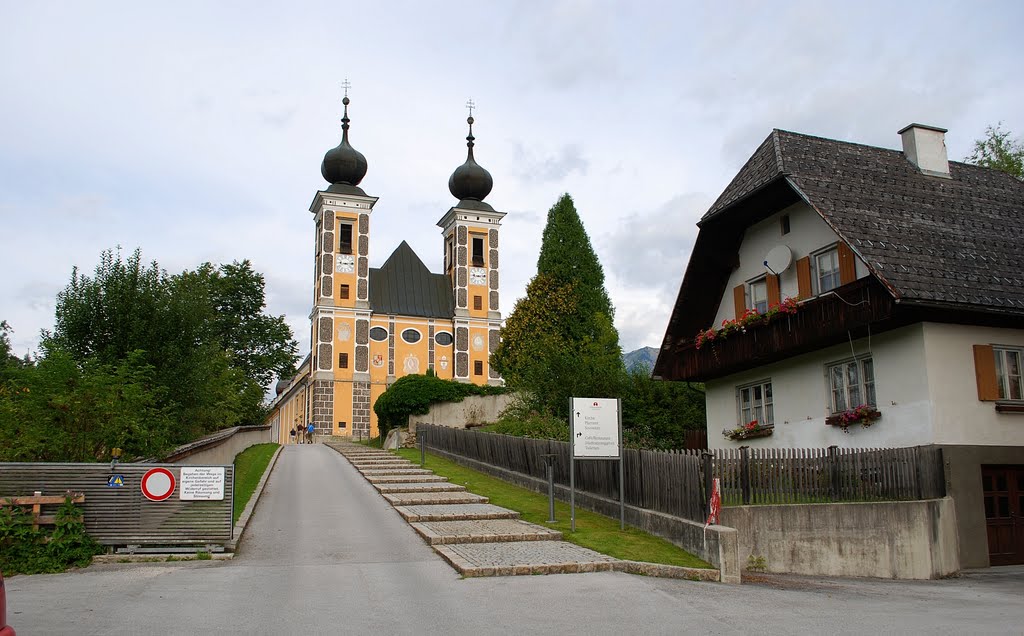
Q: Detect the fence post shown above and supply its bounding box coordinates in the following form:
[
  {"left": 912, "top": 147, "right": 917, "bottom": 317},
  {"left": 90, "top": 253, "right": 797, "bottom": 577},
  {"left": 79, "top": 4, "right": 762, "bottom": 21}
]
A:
[
  {"left": 740, "top": 446, "right": 751, "bottom": 505},
  {"left": 827, "top": 445, "right": 839, "bottom": 500},
  {"left": 701, "top": 451, "right": 713, "bottom": 515},
  {"left": 419, "top": 426, "right": 426, "bottom": 467}
]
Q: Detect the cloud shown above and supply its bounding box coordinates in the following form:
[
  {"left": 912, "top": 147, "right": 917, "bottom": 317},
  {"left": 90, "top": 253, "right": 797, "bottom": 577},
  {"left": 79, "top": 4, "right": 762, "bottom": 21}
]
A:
[{"left": 510, "top": 142, "right": 589, "bottom": 183}]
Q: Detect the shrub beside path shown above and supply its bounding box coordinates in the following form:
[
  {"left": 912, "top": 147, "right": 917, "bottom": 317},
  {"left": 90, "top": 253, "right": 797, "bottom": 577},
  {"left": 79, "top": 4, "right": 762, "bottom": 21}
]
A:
[{"left": 324, "top": 439, "right": 718, "bottom": 581}]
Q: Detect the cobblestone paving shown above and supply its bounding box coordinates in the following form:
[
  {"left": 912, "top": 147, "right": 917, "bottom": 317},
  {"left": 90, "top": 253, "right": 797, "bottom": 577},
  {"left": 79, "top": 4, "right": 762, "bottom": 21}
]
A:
[
  {"left": 434, "top": 541, "right": 618, "bottom": 576},
  {"left": 410, "top": 519, "right": 561, "bottom": 544},
  {"left": 393, "top": 503, "right": 520, "bottom": 522}
]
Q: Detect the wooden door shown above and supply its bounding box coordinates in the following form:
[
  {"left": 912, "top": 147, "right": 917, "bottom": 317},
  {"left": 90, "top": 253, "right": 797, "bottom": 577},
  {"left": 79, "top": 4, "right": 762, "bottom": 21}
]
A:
[{"left": 982, "top": 465, "right": 1024, "bottom": 566}]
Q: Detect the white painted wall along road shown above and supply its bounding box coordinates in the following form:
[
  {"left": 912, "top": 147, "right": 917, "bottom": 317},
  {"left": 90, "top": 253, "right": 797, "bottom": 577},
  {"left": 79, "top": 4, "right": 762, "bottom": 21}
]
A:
[{"left": 5, "top": 444, "right": 1024, "bottom": 634}]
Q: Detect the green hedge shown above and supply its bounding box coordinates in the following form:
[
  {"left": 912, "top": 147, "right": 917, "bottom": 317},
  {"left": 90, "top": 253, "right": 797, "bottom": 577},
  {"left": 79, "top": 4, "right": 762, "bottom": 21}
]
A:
[{"left": 373, "top": 372, "right": 506, "bottom": 437}]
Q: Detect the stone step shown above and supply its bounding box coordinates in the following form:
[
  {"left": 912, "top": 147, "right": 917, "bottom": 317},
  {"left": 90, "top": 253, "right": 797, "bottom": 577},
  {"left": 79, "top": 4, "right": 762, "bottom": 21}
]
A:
[
  {"left": 393, "top": 504, "right": 520, "bottom": 522},
  {"left": 374, "top": 482, "right": 466, "bottom": 494},
  {"left": 410, "top": 519, "right": 562, "bottom": 545},
  {"left": 350, "top": 459, "right": 413, "bottom": 466},
  {"left": 382, "top": 491, "right": 488, "bottom": 506},
  {"left": 432, "top": 541, "right": 618, "bottom": 577},
  {"left": 365, "top": 474, "right": 448, "bottom": 484},
  {"left": 359, "top": 468, "right": 434, "bottom": 476}
]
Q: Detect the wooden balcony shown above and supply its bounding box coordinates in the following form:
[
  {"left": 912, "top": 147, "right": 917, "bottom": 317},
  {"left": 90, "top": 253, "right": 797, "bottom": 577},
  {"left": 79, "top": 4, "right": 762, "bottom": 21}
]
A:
[{"left": 661, "top": 278, "right": 899, "bottom": 382}]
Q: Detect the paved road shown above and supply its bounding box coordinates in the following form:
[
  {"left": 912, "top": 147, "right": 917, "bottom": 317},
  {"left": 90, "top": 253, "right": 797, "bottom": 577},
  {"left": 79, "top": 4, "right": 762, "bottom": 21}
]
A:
[{"left": 6, "top": 444, "right": 1024, "bottom": 635}]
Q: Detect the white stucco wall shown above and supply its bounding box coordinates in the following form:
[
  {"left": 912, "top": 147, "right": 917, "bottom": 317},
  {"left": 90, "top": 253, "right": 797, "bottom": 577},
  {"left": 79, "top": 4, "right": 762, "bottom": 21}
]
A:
[
  {"left": 712, "top": 201, "right": 869, "bottom": 327},
  {"left": 922, "top": 322, "right": 1024, "bottom": 446},
  {"left": 706, "top": 324, "right": 934, "bottom": 449}
]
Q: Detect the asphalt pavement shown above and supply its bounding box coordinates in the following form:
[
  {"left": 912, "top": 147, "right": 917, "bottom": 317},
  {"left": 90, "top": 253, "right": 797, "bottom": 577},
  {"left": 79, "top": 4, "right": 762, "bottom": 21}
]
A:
[{"left": 6, "top": 444, "right": 1024, "bottom": 635}]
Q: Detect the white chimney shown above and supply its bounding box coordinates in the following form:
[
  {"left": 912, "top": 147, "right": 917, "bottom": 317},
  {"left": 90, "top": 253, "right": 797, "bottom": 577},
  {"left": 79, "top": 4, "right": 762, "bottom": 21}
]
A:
[{"left": 898, "top": 123, "right": 950, "bottom": 178}]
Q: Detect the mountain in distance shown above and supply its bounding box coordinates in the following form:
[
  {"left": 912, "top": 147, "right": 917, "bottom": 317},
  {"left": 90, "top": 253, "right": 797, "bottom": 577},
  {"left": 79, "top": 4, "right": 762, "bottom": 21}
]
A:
[{"left": 623, "top": 346, "right": 659, "bottom": 373}]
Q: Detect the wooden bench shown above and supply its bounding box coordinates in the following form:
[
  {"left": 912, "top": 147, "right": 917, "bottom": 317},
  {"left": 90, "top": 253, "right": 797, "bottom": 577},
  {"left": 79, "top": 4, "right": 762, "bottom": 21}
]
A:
[{"left": 1, "top": 493, "right": 86, "bottom": 530}]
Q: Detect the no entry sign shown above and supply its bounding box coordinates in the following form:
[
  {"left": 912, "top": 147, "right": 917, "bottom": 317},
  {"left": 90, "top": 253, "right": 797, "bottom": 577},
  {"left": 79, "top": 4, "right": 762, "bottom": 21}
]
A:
[{"left": 140, "top": 467, "right": 176, "bottom": 501}]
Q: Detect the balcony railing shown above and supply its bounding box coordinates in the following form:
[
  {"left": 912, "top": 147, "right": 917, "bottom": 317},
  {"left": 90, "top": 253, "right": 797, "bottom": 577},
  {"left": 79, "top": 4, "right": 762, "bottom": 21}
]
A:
[{"left": 663, "top": 278, "right": 897, "bottom": 381}]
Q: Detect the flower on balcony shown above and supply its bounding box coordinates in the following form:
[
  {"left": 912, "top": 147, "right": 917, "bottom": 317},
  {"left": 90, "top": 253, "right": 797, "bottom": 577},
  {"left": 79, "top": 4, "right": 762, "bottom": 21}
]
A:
[
  {"left": 695, "top": 297, "right": 800, "bottom": 349},
  {"left": 825, "top": 404, "right": 881, "bottom": 433},
  {"left": 723, "top": 419, "right": 774, "bottom": 441}
]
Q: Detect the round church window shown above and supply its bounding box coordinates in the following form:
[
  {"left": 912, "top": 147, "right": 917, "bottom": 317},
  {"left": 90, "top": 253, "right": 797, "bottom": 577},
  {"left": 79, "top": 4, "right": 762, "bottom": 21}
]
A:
[
  {"left": 401, "top": 329, "right": 422, "bottom": 344},
  {"left": 434, "top": 331, "right": 453, "bottom": 346},
  {"left": 369, "top": 327, "right": 388, "bottom": 342}
]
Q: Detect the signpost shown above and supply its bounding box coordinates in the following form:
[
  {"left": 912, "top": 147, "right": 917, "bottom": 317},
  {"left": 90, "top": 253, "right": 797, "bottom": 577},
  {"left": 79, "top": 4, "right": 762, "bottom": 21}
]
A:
[
  {"left": 140, "top": 467, "right": 176, "bottom": 502},
  {"left": 569, "top": 397, "right": 624, "bottom": 532}
]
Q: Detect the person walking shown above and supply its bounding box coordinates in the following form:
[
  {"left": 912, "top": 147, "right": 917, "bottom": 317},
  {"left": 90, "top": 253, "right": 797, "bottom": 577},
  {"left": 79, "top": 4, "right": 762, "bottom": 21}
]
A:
[{"left": 306, "top": 421, "right": 315, "bottom": 444}]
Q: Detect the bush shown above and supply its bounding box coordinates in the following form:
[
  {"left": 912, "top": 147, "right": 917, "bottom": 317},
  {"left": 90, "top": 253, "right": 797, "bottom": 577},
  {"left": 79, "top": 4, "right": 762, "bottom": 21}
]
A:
[
  {"left": 373, "top": 373, "right": 506, "bottom": 437},
  {"left": 0, "top": 496, "right": 102, "bottom": 575},
  {"left": 484, "top": 406, "right": 569, "bottom": 441}
]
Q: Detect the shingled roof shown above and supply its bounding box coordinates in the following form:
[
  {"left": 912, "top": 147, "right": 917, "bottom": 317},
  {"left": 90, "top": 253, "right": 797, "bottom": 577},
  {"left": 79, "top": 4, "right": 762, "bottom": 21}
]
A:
[
  {"left": 701, "top": 129, "right": 1024, "bottom": 314},
  {"left": 369, "top": 241, "right": 455, "bottom": 319}
]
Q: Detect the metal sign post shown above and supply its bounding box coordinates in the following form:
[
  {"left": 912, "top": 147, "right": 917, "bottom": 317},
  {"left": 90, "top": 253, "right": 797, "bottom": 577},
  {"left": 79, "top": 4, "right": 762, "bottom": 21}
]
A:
[{"left": 569, "top": 397, "right": 623, "bottom": 531}]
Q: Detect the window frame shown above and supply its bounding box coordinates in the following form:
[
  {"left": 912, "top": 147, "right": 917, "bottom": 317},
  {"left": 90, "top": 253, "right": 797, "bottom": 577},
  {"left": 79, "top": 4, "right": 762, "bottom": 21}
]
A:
[
  {"left": 736, "top": 379, "right": 774, "bottom": 427},
  {"left": 994, "top": 346, "right": 1023, "bottom": 401},
  {"left": 400, "top": 328, "right": 423, "bottom": 345},
  {"left": 748, "top": 276, "right": 768, "bottom": 314},
  {"left": 434, "top": 331, "right": 454, "bottom": 347},
  {"left": 471, "top": 236, "right": 485, "bottom": 267},
  {"left": 826, "top": 356, "right": 876, "bottom": 413},
  {"left": 339, "top": 223, "right": 353, "bottom": 255},
  {"left": 813, "top": 245, "right": 841, "bottom": 294},
  {"left": 369, "top": 326, "right": 389, "bottom": 342}
]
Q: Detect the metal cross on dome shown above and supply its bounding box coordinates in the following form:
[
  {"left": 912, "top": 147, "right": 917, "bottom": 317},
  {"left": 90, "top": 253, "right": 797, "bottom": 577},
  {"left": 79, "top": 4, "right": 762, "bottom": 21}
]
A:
[
  {"left": 465, "top": 98, "right": 475, "bottom": 117},
  {"left": 341, "top": 79, "right": 351, "bottom": 97}
]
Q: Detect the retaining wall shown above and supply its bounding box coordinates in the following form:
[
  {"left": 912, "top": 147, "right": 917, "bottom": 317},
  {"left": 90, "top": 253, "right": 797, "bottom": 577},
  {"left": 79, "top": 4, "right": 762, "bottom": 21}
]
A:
[
  {"left": 162, "top": 426, "right": 273, "bottom": 465},
  {"left": 720, "top": 497, "right": 960, "bottom": 579},
  {"left": 408, "top": 394, "right": 515, "bottom": 431}
]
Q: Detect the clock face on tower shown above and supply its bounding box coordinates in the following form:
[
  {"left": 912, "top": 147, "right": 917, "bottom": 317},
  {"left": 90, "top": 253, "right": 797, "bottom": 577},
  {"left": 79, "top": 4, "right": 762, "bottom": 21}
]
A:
[
  {"left": 470, "top": 267, "right": 486, "bottom": 286},
  {"left": 336, "top": 254, "right": 355, "bottom": 274}
]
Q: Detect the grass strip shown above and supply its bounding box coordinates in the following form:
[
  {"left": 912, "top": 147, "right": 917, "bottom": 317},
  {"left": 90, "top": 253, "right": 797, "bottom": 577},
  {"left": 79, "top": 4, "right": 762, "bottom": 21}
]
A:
[
  {"left": 233, "top": 443, "right": 279, "bottom": 523},
  {"left": 395, "top": 449, "right": 711, "bottom": 569}
]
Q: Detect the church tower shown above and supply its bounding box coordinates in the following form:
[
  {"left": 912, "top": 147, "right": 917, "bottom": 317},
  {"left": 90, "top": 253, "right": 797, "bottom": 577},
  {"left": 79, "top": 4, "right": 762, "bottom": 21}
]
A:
[
  {"left": 307, "top": 92, "right": 378, "bottom": 438},
  {"left": 437, "top": 109, "right": 505, "bottom": 384}
]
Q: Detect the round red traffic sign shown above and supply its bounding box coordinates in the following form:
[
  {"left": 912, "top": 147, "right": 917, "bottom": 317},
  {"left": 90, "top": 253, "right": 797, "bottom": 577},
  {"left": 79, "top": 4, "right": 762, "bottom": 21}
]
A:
[{"left": 141, "top": 467, "right": 176, "bottom": 501}]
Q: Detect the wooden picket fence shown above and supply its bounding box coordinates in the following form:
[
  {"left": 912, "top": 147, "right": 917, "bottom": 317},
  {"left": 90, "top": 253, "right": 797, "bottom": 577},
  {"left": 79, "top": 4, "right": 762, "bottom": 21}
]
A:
[{"left": 419, "top": 425, "right": 946, "bottom": 524}]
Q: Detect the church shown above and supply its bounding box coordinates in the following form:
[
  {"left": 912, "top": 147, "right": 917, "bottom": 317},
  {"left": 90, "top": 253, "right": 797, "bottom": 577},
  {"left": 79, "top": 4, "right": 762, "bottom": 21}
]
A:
[{"left": 267, "top": 96, "right": 505, "bottom": 441}]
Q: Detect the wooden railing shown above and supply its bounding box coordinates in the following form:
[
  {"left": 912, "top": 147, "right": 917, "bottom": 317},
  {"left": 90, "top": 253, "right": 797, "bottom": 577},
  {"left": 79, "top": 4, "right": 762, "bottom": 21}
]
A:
[
  {"left": 421, "top": 426, "right": 946, "bottom": 521},
  {"left": 0, "top": 493, "right": 85, "bottom": 529}
]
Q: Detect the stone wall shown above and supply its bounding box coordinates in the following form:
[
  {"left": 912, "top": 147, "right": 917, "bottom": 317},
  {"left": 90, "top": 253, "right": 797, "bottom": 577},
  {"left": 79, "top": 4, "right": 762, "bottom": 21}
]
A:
[
  {"left": 163, "top": 426, "right": 273, "bottom": 465},
  {"left": 408, "top": 393, "right": 514, "bottom": 432}
]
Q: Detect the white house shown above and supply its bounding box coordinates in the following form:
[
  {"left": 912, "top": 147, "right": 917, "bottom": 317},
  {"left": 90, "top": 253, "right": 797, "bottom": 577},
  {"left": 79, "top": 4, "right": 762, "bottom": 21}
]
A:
[{"left": 654, "top": 124, "right": 1024, "bottom": 568}]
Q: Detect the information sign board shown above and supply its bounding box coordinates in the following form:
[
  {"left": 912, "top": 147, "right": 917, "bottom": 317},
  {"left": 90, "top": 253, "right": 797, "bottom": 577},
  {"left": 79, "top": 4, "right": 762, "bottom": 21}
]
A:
[
  {"left": 179, "top": 466, "right": 225, "bottom": 501},
  {"left": 571, "top": 397, "right": 621, "bottom": 459}
]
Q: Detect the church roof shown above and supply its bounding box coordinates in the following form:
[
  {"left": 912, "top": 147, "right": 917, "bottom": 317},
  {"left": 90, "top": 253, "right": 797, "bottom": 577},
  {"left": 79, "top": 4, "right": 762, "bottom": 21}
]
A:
[{"left": 369, "top": 241, "right": 455, "bottom": 319}]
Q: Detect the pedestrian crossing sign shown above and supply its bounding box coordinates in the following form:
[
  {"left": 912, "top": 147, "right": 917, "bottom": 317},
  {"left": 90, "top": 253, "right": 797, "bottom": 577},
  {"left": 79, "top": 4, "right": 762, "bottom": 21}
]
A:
[{"left": 107, "top": 474, "right": 125, "bottom": 487}]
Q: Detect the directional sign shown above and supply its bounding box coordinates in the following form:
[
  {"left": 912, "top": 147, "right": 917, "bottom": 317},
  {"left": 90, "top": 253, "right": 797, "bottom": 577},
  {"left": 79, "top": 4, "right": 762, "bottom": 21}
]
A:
[
  {"left": 140, "top": 467, "right": 176, "bottom": 501},
  {"left": 107, "top": 474, "right": 125, "bottom": 488},
  {"left": 571, "top": 397, "right": 621, "bottom": 459}
]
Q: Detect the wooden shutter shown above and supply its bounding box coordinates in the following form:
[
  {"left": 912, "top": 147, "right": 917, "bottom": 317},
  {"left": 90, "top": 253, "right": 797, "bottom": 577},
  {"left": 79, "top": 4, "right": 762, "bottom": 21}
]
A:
[
  {"left": 838, "top": 242, "right": 857, "bottom": 285},
  {"left": 733, "top": 285, "right": 746, "bottom": 319},
  {"left": 766, "top": 274, "right": 781, "bottom": 307},
  {"left": 796, "top": 256, "right": 812, "bottom": 299},
  {"left": 973, "top": 345, "right": 1000, "bottom": 401}
]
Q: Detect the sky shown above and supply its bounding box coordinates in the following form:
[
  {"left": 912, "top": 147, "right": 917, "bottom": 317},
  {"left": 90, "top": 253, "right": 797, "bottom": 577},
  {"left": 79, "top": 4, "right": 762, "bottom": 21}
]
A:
[{"left": 2, "top": 0, "right": 1022, "bottom": 370}]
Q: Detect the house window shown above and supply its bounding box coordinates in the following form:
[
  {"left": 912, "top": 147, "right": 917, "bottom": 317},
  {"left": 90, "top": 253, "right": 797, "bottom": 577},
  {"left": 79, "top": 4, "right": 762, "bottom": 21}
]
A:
[
  {"left": 474, "top": 360, "right": 483, "bottom": 376},
  {"left": 815, "top": 247, "right": 841, "bottom": 293},
  {"left": 339, "top": 224, "right": 353, "bottom": 254},
  {"left": 340, "top": 284, "right": 350, "bottom": 300},
  {"left": 749, "top": 278, "right": 768, "bottom": 314},
  {"left": 994, "top": 347, "right": 1023, "bottom": 400},
  {"left": 338, "top": 421, "right": 347, "bottom": 429},
  {"left": 828, "top": 357, "right": 876, "bottom": 413},
  {"left": 339, "top": 352, "right": 349, "bottom": 369},
  {"left": 780, "top": 214, "right": 791, "bottom": 235},
  {"left": 473, "top": 295, "right": 482, "bottom": 311},
  {"left": 472, "top": 236, "right": 485, "bottom": 267},
  {"left": 737, "top": 381, "right": 773, "bottom": 427}
]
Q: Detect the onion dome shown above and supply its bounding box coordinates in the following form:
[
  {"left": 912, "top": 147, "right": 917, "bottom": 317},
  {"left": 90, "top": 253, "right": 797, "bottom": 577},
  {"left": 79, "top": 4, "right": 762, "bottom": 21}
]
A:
[
  {"left": 448, "top": 114, "right": 493, "bottom": 203},
  {"left": 321, "top": 96, "right": 368, "bottom": 188}
]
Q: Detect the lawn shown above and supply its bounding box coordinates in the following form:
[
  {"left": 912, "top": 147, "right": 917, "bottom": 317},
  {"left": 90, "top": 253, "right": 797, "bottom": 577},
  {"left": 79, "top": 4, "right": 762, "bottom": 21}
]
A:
[
  {"left": 395, "top": 449, "right": 711, "bottom": 569},
  {"left": 233, "top": 443, "right": 279, "bottom": 523}
]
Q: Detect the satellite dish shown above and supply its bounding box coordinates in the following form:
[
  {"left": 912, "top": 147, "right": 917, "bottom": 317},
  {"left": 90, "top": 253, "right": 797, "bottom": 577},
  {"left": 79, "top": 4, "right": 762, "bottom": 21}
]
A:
[{"left": 764, "top": 245, "right": 793, "bottom": 274}]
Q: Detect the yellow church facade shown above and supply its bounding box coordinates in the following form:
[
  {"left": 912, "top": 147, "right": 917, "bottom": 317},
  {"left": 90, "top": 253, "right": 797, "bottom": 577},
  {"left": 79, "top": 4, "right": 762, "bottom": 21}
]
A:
[{"left": 266, "top": 98, "right": 503, "bottom": 441}]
